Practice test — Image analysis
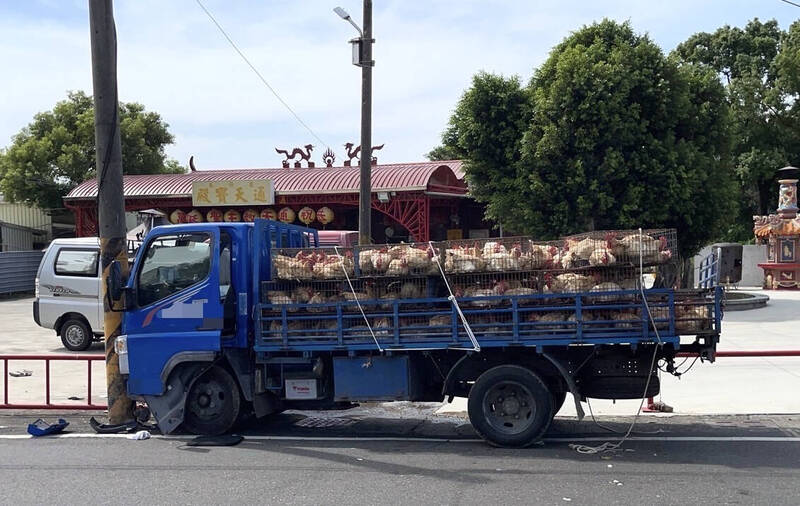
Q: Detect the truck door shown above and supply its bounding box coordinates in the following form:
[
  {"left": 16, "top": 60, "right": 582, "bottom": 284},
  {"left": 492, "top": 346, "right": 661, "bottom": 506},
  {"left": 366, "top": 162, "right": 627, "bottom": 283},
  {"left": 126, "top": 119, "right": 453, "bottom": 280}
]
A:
[{"left": 124, "top": 229, "right": 223, "bottom": 395}]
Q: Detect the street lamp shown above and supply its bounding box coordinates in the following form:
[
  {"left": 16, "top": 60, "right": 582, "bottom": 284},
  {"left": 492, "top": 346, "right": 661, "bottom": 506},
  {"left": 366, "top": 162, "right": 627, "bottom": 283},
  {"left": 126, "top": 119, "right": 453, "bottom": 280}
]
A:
[{"left": 334, "top": 2, "right": 374, "bottom": 245}]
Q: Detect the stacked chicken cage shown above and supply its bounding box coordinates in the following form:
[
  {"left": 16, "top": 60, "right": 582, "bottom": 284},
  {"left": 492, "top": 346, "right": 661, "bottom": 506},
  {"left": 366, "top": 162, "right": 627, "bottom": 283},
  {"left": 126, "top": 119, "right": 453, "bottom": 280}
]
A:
[{"left": 260, "top": 228, "right": 713, "bottom": 344}]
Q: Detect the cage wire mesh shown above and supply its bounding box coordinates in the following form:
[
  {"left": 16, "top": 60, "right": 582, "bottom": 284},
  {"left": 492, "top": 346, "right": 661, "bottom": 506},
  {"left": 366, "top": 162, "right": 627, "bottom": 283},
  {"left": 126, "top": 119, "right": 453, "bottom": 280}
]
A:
[{"left": 259, "top": 228, "right": 707, "bottom": 345}]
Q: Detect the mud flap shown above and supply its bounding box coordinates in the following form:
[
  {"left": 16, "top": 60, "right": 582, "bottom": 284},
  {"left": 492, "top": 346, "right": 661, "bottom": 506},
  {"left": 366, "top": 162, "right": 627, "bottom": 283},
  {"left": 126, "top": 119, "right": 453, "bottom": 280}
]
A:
[
  {"left": 542, "top": 352, "right": 585, "bottom": 421},
  {"left": 143, "top": 363, "right": 207, "bottom": 434}
]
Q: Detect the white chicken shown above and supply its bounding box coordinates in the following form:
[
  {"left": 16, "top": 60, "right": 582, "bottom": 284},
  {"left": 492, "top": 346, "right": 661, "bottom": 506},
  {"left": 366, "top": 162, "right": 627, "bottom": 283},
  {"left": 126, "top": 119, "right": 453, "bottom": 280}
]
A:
[
  {"left": 589, "top": 282, "right": 622, "bottom": 302},
  {"left": 444, "top": 249, "right": 485, "bottom": 273},
  {"left": 273, "top": 254, "right": 313, "bottom": 280},
  {"left": 385, "top": 258, "right": 410, "bottom": 276},
  {"left": 550, "top": 273, "right": 595, "bottom": 293},
  {"left": 588, "top": 248, "right": 616, "bottom": 266}
]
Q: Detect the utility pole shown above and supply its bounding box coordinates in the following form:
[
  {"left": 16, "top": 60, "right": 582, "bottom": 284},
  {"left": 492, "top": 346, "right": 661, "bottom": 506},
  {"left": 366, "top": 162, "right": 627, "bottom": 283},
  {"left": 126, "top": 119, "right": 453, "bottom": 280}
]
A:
[
  {"left": 89, "top": 0, "right": 134, "bottom": 424},
  {"left": 358, "top": 0, "right": 373, "bottom": 245}
]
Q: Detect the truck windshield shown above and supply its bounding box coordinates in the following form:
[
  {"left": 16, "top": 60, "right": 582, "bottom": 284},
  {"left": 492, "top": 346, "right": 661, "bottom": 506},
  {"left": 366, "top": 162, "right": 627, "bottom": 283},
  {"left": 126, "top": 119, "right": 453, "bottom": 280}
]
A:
[{"left": 137, "top": 233, "right": 211, "bottom": 307}]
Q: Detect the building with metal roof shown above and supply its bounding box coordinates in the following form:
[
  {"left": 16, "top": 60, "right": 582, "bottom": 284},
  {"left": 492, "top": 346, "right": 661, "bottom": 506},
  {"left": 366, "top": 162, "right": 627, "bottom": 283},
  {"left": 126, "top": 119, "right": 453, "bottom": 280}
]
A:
[{"left": 63, "top": 160, "right": 483, "bottom": 242}]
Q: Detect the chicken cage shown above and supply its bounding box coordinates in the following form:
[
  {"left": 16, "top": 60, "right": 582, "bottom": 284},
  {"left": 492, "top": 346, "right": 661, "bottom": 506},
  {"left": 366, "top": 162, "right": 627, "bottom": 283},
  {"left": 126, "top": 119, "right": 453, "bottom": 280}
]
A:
[
  {"left": 271, "top": 247, "right": 355, "bottom": 281},
  {"left": 562, "top": 228, "right": 677, "bottom": 268},
  {"left": 355, "top": 243, "right": 440, "bottom": 277}
]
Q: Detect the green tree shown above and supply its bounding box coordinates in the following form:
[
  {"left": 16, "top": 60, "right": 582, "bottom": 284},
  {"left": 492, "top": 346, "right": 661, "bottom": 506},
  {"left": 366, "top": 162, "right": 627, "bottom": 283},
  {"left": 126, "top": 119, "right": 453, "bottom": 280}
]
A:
[
  {"left": 673, "top": 18, "right": 800, "bottom": 241},
  {"left": 428, "top": 72, "right": 531, "bottom": 223},
  {"left": 431, "top": 20, "right": 734, "bottom": 257},
  {"left": 0, "top": 91, "right": 184, "bottom": 209}
]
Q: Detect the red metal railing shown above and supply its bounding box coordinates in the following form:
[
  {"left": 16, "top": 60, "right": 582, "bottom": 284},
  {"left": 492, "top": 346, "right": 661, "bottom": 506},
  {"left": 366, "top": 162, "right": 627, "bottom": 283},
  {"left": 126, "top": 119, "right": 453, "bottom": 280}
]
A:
[{"left": 1, "top": 354, "right": 107, "bottom": 410}]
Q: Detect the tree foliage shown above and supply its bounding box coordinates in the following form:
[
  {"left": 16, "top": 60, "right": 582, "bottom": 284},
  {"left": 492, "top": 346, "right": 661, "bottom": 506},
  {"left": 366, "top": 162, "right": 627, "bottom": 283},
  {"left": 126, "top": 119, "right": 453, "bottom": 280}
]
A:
[
  {"left": 0, "top": 91, "right": 184, "bottom": 209},
  {"left": 673, "top": 18, "right": 800, "bottom": 241},
  {"left": 431, "top": 20, "right": 734, "bottom": 257}
]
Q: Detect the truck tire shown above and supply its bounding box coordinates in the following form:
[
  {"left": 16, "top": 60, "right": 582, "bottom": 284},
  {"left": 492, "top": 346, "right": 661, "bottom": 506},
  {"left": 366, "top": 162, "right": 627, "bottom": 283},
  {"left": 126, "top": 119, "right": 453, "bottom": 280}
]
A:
[
  {"left": 468, "top": 365, "right": 554, "bottom": 448},
  {"left": 60, "top": 318, "right": 92, "bottom": 352},
  {"left": 183, "top": 366, "right": 241, "bottom": 436}
]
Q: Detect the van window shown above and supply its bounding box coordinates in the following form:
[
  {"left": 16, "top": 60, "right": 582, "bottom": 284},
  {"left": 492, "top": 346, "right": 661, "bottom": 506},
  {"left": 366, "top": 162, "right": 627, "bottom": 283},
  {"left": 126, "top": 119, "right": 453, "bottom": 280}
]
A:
[
  {"left": 54, "top": 249, "right": 99, "bottom": 277},
  {"left": 137, "top": 233, "right": 211, "bottom": 307}
]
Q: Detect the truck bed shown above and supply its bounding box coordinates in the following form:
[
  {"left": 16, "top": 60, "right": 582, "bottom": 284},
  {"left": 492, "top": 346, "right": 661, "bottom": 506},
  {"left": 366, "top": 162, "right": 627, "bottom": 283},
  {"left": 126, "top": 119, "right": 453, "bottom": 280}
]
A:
[{"left": 255, "top": 287, "right": 722, "bottom": 352}]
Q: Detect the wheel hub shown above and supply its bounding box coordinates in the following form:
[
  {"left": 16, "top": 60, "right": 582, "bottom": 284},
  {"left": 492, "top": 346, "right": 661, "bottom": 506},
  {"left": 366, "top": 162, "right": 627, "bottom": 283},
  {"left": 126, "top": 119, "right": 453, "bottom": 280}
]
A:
[
  {"left": 483, "top": 381, "right": 536, "bottom": 435},
  {"left": 502, "top": 397, "right": 521, "bottom": 415}
]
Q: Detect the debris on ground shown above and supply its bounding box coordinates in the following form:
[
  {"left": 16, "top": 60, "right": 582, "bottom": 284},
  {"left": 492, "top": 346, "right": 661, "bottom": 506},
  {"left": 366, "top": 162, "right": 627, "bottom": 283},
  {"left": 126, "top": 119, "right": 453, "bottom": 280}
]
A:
[
  {"left": 9, "top": 369, "right": 32, "bottom": 377},
  {"left": 27, "top": 418, "right": 69, "bottom": 437},
  {"left": 127, "top": 430, "right": 151, "bottom": 440},
  {"left": 186, "top": 434, "right": 244, "bottom": 447}
]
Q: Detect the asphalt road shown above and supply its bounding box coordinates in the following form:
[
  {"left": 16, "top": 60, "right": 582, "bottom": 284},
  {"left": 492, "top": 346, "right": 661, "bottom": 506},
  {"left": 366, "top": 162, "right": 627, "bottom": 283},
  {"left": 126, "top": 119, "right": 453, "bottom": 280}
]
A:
[{"left": 1, "top": 411, "right": 799, "bottom": 505}]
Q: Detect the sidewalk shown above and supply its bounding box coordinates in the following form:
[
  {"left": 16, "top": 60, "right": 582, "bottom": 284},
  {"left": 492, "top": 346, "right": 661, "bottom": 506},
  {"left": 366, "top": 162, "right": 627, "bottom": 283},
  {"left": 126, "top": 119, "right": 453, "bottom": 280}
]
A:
[{"left": 439, "top": 289, "right": 800, "bottom": 417}]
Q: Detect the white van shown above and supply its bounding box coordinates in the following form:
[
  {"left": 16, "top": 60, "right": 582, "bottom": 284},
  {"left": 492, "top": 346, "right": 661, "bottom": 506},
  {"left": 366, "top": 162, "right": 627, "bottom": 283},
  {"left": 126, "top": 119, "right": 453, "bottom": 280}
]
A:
[{"left": 33, "top": 238, "right": 103, "bottom": 351}]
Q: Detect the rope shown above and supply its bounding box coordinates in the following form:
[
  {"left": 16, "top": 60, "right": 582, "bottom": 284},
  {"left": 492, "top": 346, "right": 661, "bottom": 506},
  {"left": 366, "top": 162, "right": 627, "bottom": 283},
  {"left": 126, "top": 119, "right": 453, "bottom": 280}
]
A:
[
  {"left": 569, "top": 228, "right": 663, "bottom": 454},
  {"left": 427, "top": 242, "right": 480, "bottom": 352},
  {"left": 334, "top": 246, "right": 382, "bottom": 352}
]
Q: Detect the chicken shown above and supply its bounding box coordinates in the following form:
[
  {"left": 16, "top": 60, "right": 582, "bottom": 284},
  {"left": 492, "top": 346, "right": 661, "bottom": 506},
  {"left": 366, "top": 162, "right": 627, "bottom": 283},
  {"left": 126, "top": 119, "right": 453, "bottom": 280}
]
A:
[
  {"left": 371, "top": 251, "right": 392, "bottom": 273},
  {"left": 610, "top": 310, "right": 640, "bottom": 329},
  {"left": 522, "top": 243, "right": 556, "bottom": 270},
  {"left": 550, "top": 273, "right": 595, "bottom": 293},
  {"left": 572, "top": 238, "right": 608, "bottom": 260},
  {"left": 504, "top": 287, "right": 537, "bottom": 297},
  {"left": 675, "top": 304, "right": 709, "bottom": 332},
  {"left": 444, "top": 249, "right": 485, "bottom": 273},
  {"left": 358, "top": 249, "right": 376, "bottom": 273},
  {"left": 267, "top": 292, "right": 299, "bottom": 312},
  {"left": 312, "top": 255, "right": 354, "bottom": 279},
  {"left": 429, "top": 314, "right": 451, "bottom": 326},
  {"left": 482, "top": 241, "right": 507, "bottom": 256},
  {"left": 614, "top": 234, "right": 670, "bottom": 263},
  {"left": 373, "top": 317, "right": 392, "bottom": 337},
  {"left": 273, "top": 254, "right": 313, "bottom": 280},
  {"left": 588, "top": 248, "right": 616, "bottom": 266},
  {"left": 484, "top": 251, "right": 520, "bottom": 271},
  {"left": 399, "top": 282, "right": 422, "bottom": 299},
  {"left": 461, "top": 287, "right": 500, "bottom": 307},
  {"left": 269, "top": 320, "right": 306, "bottom": 333},
  {"left": 385, "top": 258, "right": 410, "bottom": 276},
  {"left": 553, "top": 248, "right": 578, "bottom": 269},
  {"left": 306, "top": 292, "right": 329, "bottom": 313},
  {"left": 528, "top": 311, "right": 572, "bottom": 330},
  {"left": 292, "top": 286, "right": 315, "bottom": 303},
  {"left": 405, "top": 247, "right": 432, "bottom": 270},
  {"left": 378, "top": 292, "right": 398, "bottom": 309},
  {"left": 589, "top": 282, "right": 622, "bottom": 302}
]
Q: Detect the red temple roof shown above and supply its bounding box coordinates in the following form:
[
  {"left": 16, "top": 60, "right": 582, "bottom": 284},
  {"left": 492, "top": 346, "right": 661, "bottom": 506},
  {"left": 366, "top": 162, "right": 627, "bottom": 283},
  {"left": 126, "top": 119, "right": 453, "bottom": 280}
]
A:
[{"left": 64, "top": 161, "right": 465, "bottom": 201}]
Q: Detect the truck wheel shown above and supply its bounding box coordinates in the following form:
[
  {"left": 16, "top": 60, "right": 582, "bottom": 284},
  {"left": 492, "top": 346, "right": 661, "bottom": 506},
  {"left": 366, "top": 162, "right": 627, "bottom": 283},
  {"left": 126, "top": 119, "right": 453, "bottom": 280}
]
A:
[
  {"left": 183, "top": 366, "right": 241, "bottom": 436},
  {"left": 60, "top": 319, "right": 92, "bottom": 352},
  {"left": 468, "top": 365, "right": 553, "bottom": 448}
]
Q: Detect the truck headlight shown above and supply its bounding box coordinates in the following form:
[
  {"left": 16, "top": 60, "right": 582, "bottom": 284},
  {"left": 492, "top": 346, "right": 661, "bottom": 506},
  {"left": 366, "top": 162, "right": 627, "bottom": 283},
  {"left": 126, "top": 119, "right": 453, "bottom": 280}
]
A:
[{"left": 115, "top": 335, "right": 129, "bottom": 374}]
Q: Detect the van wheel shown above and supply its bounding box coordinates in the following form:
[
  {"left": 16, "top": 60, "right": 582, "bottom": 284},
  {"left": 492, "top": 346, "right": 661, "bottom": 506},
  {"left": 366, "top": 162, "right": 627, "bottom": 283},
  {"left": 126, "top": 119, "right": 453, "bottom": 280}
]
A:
[
  {"left": 183, "top": 366, "right": 241, "bottom": 436},
  {"left": 468, "top": 365, "right": 554, "bottom": 448},
  {"left": 60, "top": 319, "right": 92, "bottom": 351}
]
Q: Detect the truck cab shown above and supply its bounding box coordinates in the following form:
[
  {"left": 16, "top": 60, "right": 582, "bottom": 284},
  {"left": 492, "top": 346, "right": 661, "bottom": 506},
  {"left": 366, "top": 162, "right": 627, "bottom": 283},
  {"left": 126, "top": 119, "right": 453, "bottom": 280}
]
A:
[{"left": 118, "top": 220, "right": 316, "bottom": 434}]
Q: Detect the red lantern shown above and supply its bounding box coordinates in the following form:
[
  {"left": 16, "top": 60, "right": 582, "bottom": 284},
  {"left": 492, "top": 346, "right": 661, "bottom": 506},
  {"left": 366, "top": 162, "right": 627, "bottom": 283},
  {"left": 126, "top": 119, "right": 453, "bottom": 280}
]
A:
[
  {"left": 316, "top": 206, "right": 334, "bottom": 225},
  {"left": 206, "top": 208, "right": 223, "bottom": 222},
  {"left": 298, "top": 207, "right": 315, "bottom": 225},
  {"left": 260, "top": 208, "right": 277, "bottom": 220},
  {"left": 242, "top": 209, "right": 258, "bottom": 222},
  {"left": 186, "top": 209, "right": 204, "bottom": 223},
  {"left": 169, "top": 209, "right": 186, "bottom": 224},
  {"left": 278, "top": 207, "right": 296, "bottom": 223},
  {"left": 224, "top": 209, "right": 241, "bottom": 222}
]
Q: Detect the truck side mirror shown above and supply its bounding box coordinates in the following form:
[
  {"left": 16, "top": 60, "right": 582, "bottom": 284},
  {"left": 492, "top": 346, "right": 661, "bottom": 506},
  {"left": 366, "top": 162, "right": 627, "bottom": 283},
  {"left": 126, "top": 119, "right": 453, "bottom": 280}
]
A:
[{"left": 105, "top": 260, "right": 128, "bottom": 310}]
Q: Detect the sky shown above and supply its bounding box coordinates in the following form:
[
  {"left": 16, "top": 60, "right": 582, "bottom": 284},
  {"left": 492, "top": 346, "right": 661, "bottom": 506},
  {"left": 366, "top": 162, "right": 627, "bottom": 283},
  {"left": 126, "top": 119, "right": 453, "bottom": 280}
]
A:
[{"left": 0, "top": 0, "right": 798, "bottom": 170}]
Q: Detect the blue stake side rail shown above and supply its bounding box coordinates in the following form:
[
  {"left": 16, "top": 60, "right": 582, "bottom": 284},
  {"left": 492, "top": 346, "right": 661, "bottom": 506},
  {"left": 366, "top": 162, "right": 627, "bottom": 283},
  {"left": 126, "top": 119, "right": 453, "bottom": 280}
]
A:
[{"left": 255, "top": 287, "right": 723, "bottom": 352}]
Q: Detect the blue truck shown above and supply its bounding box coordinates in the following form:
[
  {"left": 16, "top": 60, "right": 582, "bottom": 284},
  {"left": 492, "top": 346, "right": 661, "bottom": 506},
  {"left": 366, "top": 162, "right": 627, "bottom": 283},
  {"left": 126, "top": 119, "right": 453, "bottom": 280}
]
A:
[{"left": 113, "top": 219, "right": 724, "bottom": 447}]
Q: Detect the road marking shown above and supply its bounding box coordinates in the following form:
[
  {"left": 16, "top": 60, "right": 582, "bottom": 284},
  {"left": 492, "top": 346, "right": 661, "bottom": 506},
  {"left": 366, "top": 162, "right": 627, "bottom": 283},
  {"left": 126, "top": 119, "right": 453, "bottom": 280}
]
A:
[{"left": 1, "top": 434, "right": 800, "bottom": 442}]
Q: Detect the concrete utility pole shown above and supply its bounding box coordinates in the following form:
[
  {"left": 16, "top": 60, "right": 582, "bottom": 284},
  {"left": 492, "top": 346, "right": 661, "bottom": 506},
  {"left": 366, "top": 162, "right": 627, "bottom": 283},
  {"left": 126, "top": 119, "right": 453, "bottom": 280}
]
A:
[
  {"left": 358, "top": 0, "right": 374, "bottom": 245},
  {"left": 88, "top": 0, "right": 134, "bottom": 424}
]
